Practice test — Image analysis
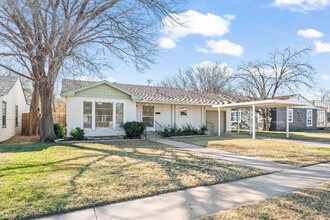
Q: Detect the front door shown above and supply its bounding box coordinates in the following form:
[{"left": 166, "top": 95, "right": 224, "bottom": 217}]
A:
[
  {"left": 206, "top": 110, "right": 226, "bottom": 134},
  {"left": 142, "top": 106, "right": 155, "bottom": 128}
]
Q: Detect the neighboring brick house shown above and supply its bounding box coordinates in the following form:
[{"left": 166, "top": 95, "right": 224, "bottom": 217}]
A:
[
  {"left": 230, "top": 94, "right": 321, "bottom": 132},
  {"left": 0, "top": 76, "right": 30, "bottom": 142},
  {"left": 269, "top": 95, "right": 318, "bottom": 131}
]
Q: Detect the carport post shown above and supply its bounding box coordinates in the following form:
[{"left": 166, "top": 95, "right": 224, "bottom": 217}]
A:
[
  {"left": 218, "top": 107, "right": 221, "bottom": 136},
  {"left": 286, "top": 105, "right": 290, "bottom": 138},
  {"left": 252, "top": 104, "right": 256, "bottom": 139},
  {"left": 237, "top": 109, "right": 240, "bottom": 134},
  {"left": 249, "top": 108, "right": 252, "bottom": 135}
]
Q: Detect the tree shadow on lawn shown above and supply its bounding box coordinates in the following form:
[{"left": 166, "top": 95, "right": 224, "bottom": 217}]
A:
[
  {"left": 0, "top": 141, "right": 54, "bottom": 153},
  {"left": 0, "top": 140, "right": 264, "bottom": 219}
]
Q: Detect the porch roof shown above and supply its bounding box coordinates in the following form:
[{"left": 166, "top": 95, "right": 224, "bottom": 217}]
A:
[{"left": 212, "top": 99, "right": 307, "bottom": 109}]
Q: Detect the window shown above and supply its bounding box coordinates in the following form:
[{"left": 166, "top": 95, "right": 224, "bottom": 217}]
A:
[
  {"left": 2, "top": 101, "right": 6, "bottom": 128},
  {"left": 15, "top": 105, "right": 18, "bottom": 127},
  {"left": 180, "top": 107, "right": 187, "bottom": 116},
  {"left": 231, "top": 111, "right": 237, "bottom": 122},
  {"left": 307, "top": 109, "right": 312, "bottom": 127},
  {"left": 83, "top": 102, "right": 93, "bottom": 128},
  {"left": 327, "top": 113, "right": 330, "bottom": 123},
  {"left": 288, "top": 109, "right": 293, "bottom": 123},
  {"left": 95, "top": 102, "right": 113, "bottom": 128},
  {"left": 116, "top": 103, "right": 124, "bottom": 127},
  {"left": 142, "top": 106, "right": 154, "bottom": 127}
]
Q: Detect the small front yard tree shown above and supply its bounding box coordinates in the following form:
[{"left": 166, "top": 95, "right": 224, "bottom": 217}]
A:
[{"left": 0, "top": 0, "right": 182, "bottom": 141}]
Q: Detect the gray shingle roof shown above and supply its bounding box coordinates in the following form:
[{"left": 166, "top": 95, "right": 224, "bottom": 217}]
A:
[
  {"left": 0, "top": 76, "right": 18, "bottom": 97},
  {"left": 62, "top": 79, "right": 232, "bottom": 105}
]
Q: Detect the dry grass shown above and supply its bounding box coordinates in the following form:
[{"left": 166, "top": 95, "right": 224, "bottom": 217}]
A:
[
  {"left": 240, "top": 130, "right": 330, "bottom": 143},
  {"left": 172, "top": 136, "right": 330, "bottom": 166},
  {"left": 2, "top": 135, "right": 40, "bottom": 144},
  {"left": 201, "top": 181, "right": 330, "bottom": 220},
  {"left": 0, "top": 140, "right": 264, "bottom": 220}
]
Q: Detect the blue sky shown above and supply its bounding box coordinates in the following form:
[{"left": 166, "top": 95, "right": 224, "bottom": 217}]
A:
[{"left": 103, "top": 0, "right": 330, "bottom": 100}]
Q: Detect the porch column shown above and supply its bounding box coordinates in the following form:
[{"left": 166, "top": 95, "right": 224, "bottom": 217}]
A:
[
  {"left": 237, "top": 109, "right": 240, "bottom": 134},
  {"left": 286, "top": 105, "right": 290, "bottom": 138},
  {"left": 218, "top": 107, "right": 221, "bottom": 136},
  {"left": 252, "top": 104, "right": 256, "bottom": 139},
  {"left": 249, "top": 108, "right": 252, "bottom": 135},
  {"left": 113, "top": 103, "right": 116, "bottom": 130},
  {"left": 92, "top": 102, "right": 95, "bottom": 130}
]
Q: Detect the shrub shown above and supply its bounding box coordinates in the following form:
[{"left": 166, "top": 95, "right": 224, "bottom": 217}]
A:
[
  {"left": 162, "top": 124, "right": 204, "bottom": 137},
  {"left": 163, "top": 124, "right": 180, "bottom": 137},
  {"left": 54, "top": 123, "right": 65, "bottom": 138},
  {"left": 181, "top": 123, "right": 199, "bottom": 136},
  {"left": 69, "top": 127, "right": 85, "bottom": 140},
  {"left": 123, "top": 121, "right": 145, "bottom": 138},
  {"left": 201, "top": 125, "right": 208, "bottom": 133}
]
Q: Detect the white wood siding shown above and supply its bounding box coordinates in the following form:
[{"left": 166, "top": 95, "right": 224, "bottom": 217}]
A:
[
  {"left": 66, "top": 96, "right": 136, "bottom": 136},
  {"left": 0, "top": 80, "right": 29, "bottom": 142}
]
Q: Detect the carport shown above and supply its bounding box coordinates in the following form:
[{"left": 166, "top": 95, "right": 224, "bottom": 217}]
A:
[{"left": 212, "top": 99, "right": 306, "bottom": 139}]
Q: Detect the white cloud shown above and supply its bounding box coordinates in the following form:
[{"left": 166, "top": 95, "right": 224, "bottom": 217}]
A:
[
  {"left": 194, "top": 61, "right": 216, "bottom": 68},
  {"left": 158, "top": 37, "right": 176, "bottom": 49},
  {"left": 76, "top": 76, "right": 92, "bottom": 81},
  {"left": 297, "top": 29, "right": 324, "bottom": 38},
  {"left": 273, "top": 0, "right": 330, "bottom": 11},
  {"left": 314, "top": 40, "right": 330, "bottom": 53},
  {"left": 198, "top": 39, "right": 244, "bottom": 57},
  {"left": 162, "top": 10, "right": 232, "bottom": 40},
  {"left": 107, "top": 76, "right": 115, "bottom": 82},
  {"left": 223, "top": 14, "right": 236, "bottom": 20},
  {"left": 321, "top": 74, "right": 330, "bottom": 80}
]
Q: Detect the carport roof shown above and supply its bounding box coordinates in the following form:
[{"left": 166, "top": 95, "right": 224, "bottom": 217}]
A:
[{"left": 212, "top": 99, "right": 307, "bottom": 109}]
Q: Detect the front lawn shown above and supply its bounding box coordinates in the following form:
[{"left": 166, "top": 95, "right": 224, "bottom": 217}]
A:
[
  {"left": 172, "top": 136, "right": 330, "bottom": 166},
  {"left": 0, "top": 140, "right": 264, "bottom": 219},
  {"left": 239, "top": 130, "right": 330, "bottom": 143},
  {"left": 201, "top": 181, "right": 330, "bottom": 220}
]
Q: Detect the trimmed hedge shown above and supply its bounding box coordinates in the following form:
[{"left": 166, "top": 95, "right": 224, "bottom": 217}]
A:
[
  {"left": 162, "top": 123, "right": 205, "bottom": 137},
  {"left": 124, "top": 121, "right": 146, "bottom": 138},
  {"left": 69, "top": 127, "right": 85, "bottom": 140},
  {"left": 54, "top": 123, "right": 65, "bottom": 138}
]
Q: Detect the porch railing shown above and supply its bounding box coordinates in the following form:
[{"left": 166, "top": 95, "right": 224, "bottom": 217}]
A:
[{"left": 206, "top": 121, "right": 215, "bottom": 135}]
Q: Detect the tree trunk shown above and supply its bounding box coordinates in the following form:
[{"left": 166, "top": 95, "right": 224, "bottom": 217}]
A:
[
  {"left": 262, "top": 109, "right": 270, "bottom": 131},
  {"left": 39, "top": 82, "right": 57, "bottom": 142},
  {"left": 23, "top": 82, "right": 40, "bottom": 136}
]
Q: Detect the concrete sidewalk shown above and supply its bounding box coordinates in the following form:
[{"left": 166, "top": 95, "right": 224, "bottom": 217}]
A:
[
  {"left": 151, "top": 139, "right": 292, "bottom": 172},
  {"left": 37, "top": 162, "right": 330, "bottom": 220}
]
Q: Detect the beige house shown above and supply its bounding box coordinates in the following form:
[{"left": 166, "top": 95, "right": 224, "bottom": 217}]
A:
[
  {"left": 61, "top": 79, "right": 233, "bottom": 137},
  {"left": 0, "top": 76, "right": 30, "bottom": 142}
]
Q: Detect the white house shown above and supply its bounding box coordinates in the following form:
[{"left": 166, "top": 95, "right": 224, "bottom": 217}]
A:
[
  {"left": 0, "top": 76, "right": 30, "bottom": 142},
  {"left": 61, "top": 79, "right": 233, "bottom": 137}
]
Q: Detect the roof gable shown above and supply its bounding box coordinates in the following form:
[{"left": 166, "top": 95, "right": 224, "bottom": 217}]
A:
[
  {"left": 62, "top": 80, "right": 139, "bottom": 101},
  {"left": 0, "top": 76, "right": 18, "bottom": 97},
  {"left": 275, "top": 94, "right": 317, "bottom": 109}
]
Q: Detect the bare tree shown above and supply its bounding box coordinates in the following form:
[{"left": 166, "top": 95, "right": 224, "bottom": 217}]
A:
[
  {"left": 160, "top": 62, "right": 234, "bottom": 95},
  {"left": 317, "top": 88, "right": 330, "bottom": 102},
  {"left": 0, "top": 0, "right": 182, "bottom": 142},
  {"left": 236, "top": 48, "right": 316, "bottom": 130}
]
